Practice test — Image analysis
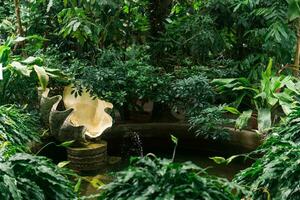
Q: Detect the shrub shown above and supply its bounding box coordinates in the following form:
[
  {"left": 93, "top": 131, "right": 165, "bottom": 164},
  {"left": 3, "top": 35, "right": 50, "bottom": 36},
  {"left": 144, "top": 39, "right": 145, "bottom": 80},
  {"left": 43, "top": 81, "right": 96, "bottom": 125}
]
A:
[
  {"left": 188, "top": 105, "right": 231, "bottom": 140},
  {"left": 65, "top": 47, "right": 173, "bottom": 108},
  {"left": 0, "top": 105, "right": 40, "bottom": 147},
  {"left": 171, "top": 74, "right": 214, "bottom": 112},
  {"left": 0, "top": 144, "right": 76, "bottom": 200},
  {"left": 98, "top": 155, "right": 247, "bottom": 200},
  {"left": 234, "top": 107, "right": 300, "bottom": 200}
]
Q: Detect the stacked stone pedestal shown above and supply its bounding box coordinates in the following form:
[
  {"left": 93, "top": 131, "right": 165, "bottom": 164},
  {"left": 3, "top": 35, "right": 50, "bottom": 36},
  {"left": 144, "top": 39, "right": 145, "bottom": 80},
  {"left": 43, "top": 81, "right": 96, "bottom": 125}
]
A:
[{"left": 67, "top": 141, "right": 107, "bottom": 172}]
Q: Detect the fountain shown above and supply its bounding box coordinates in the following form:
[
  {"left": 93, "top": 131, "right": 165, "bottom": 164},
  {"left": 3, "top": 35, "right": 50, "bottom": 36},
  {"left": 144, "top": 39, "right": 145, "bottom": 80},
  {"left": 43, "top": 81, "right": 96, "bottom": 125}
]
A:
[{"left": 40, "top": 85, "right": 113, "bottom": 172}]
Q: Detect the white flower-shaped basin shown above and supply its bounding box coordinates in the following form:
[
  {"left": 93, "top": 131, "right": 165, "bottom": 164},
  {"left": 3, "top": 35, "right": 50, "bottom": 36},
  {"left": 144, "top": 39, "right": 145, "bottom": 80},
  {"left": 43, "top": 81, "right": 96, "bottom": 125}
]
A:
[{"left": 63, "top": 86, "right": 113, "bottom": 138}]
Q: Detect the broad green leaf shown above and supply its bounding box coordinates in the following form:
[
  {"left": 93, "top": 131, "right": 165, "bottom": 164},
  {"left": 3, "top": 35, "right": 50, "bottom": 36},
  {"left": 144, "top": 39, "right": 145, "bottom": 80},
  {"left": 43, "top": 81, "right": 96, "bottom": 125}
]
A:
[
  {"left": 22, "top": 56, "right": 42, "bottom": 65},
  {"left": 33, "top": 65, "right": 49, "bottom": 91},
  {"left": 0, "top": 45, "right": 10, "bottom": 65},
  {"left": 267, "top": 96, "right": 278, "bottom": 107},
  {"left": 279, "top": 100, "right": 294, "bottom": 115},
  {"left": 3, "top": 175, "right": 22, "bottom": 200},
  {"left": 14, "top": 36, "right": 26, "bottom": 42},
  {"left": 233, "top": 93, "right": 246, "bottom": 108},
  {"left": 270, "top": 77, "right": 282, "bottom": 92},
  {"left": 235, "top": 110, "right": 252, "bottom": 130},
  {"left": 288, "top": 0, "right": 300, "bottom": 21},
  {"left": 224, "top": 106, "right": 240, "bottom": 115},
  {"left": 47, "top": 0, "right": 53, "bottom": 12},
  {"left": 64, "top": 0, "right": 68, "bottom": 7},
  {"left": 73, "top": 22, "right": 81, "bottom": 31},
  {"left": 257, "top": 108, "right": 271, "bottom": 133},
  {"left": 285, "top": 79, "right": 300, "bottom": 94},
  {"left": 254, "top": 92, "right": 267, "bottom": 100},
  {"left": 10, "top": 61, "right": 31, "bottom": 77},
  {"left": 273, "top": 91, "right": 294, "bottom": 103},
  {"left": 263, "top": 58, "right": 273, "bottom": 79}
]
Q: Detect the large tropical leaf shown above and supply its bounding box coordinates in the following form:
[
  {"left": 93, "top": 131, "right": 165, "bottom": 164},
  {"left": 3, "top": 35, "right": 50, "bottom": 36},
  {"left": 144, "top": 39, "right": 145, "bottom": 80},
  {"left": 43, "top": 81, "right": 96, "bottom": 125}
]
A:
[
  {"left": 235, "top": 110, "right": 253, "bottom": 130},
  {"left": 257, "top": 108, "right": 272, "bottom": 133},
  {"left": 10, "top": 61, "right": 31, "bottom": 77},
  {"left": 33, "top": 65, "right": 49, "bottom": 91},
  {"left": 288, "top": 0, "right": 300, "bottom": 21}
]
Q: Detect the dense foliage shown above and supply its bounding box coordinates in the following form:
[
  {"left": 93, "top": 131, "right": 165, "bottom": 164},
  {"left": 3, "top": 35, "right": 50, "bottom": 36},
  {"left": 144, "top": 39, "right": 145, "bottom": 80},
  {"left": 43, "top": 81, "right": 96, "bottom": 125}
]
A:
[
  {"left": 0, "top": 105, "right": 77, "bottom": 200},
  {"left": 0, "top": 144, "right": 76, "bottom": 200},
  {"left": 2, "top": 0, "right": 300, "bottom": 138},
  {"left": 0, "top": 105, "right": 40, "bottom": 147},
  {"left": 99, "top": 155, "right": 247, "bottom": 200},
  {"left": 213, "top": 59, "right": 300, "bottom": 133},
  {"left": 2, "top": 1, "right": 300, "bottom": 199},
  {"left": 234, "top": 107, "right": 300, "bottom": 199}
]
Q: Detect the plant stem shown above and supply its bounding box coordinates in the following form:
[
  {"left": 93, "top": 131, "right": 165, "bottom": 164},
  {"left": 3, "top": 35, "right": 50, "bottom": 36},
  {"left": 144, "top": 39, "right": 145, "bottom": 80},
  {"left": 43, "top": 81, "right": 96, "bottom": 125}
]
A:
[
  {"left": 172, "top": 143, "right": 177, "bottom": 162},
  {"left": 35, "top": 142, "right": 55, "bottom": 156}
]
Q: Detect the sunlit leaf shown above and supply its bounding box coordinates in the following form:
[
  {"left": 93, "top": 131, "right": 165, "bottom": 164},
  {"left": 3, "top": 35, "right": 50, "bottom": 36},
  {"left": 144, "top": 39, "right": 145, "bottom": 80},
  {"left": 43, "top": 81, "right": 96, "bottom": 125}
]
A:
[
  {"left": 209, "top": 156, "right": 226, "bottom": 164},
  {"left": 10, "top": 61, "right": 31, "bottom": 77},
  {"left": 33, "top": 65, "right": 49, "bottom": 91},
  {"left": 58, "top": 140, "right": 75, "bottom": 147},
  {"left": 171, "top": 134, "right": 178, "bottom": 145},
  {"left": 57, "top": 161, "right": 70, "bottom": 168}
]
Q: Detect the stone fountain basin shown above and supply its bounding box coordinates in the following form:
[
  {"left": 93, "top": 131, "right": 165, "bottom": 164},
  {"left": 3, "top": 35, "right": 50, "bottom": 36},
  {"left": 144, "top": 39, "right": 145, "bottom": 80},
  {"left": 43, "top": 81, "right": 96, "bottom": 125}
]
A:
[{"left": 102, "top": 123, "right": 262, "bottom": 156}]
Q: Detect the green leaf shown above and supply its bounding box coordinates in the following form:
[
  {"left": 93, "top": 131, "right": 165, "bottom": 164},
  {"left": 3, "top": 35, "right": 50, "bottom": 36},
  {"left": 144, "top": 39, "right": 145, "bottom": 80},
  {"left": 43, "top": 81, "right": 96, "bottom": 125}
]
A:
[
  {"left": 224, "top": 106, "right": 240, "bottom": 115},
  {"left": 232, "top": 86, "right": 258, "bottom": 93},
  {"left": 209, "top": 156, "right": 226, "bottom": 164},
  {"left": 288, "top": 0, "right": 300, "bottom": 21},
  {"left": 235, "top": 110, "right": 253, "bottom": 130},
  {"left": 0, "top": 45, "right": 10, "bottom": 65},
  {"left": 279, "top": 100, "right": 295, "bottom": 115},
  {"left": 257, "top": 108, "right": 271, "bottom": 133},
  {"left": 57, "top": 161, "right": 70, "bottom": 168},
  {"left": 58, "top": 140, "right": 75, "bottom": 147},
  {"left": 63, "top": 0, "right": 68, "bottom": 7},
  {"left": 264, "top": 58, "right": 273, "bottom": 78},
  {"left": 14, "top": 36, "right": 26, "bottom": 42},
  {"left": 33, "top": 65, "right": 49, "bottom": 91},
  {"left": 3, "top": 175, "right": 22, "bottom": 200},
  {"left": 170, "top": 134, "right": 178, "bottom": 145},
  {"left": 74, "top": 177, "right": 82, "bottom": 193},
  {"left": 22, "top": 56, "right": 42, "bottom": 65},
  {"left": 47, "top": 0, "right": 53, "bottom": 12},
  {"left": 73, "top": 21, "right": 81, "bottom": 32},
  {"left": 10, "top": 61, "right": 32, "bottom": 77}
]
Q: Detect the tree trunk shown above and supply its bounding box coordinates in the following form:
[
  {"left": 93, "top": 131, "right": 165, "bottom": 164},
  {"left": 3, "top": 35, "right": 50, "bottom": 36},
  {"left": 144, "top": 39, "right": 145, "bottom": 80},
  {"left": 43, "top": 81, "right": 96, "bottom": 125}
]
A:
[
  {"left": 14, "top": 0, "right": 24, "bottom": 36},
  {"left": 148, "top": 0, "right": 173, "bottom": 119},
  {"left": 148, "top": 0, "right": 172, "bottom": 67},
  {"left": 13, "top": 0, "right": 25, "bottom": 53},
  {"left": 294, "top": 19, "right": 300, "bottom": 76}
]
